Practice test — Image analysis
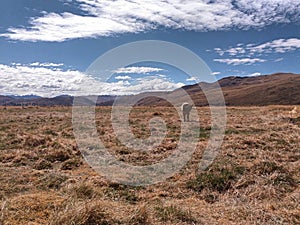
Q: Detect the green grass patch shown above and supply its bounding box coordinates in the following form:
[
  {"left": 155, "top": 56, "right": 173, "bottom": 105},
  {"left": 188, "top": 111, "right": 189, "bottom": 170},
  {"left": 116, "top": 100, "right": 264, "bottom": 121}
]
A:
[
  {"left": 199, "top": 126, "right": 211, "bottom": 139},
  {"left": 187, "top": 159, "right": 245, "bottom": 192}
]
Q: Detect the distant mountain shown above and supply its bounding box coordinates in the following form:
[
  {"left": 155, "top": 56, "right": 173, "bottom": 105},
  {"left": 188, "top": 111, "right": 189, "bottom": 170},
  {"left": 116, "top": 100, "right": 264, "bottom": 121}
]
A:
[
  {"left": 0, "top": 95, "right": 70, "bottom": 106},
  {"left": 0, "top": 94, "right": 117, "bottom": 107},
  {"left": 0, "top": 73, "right": 299, "bottom": 107},
  {"left": 8, "top": 94, "right": 41, "bottom": 99}
]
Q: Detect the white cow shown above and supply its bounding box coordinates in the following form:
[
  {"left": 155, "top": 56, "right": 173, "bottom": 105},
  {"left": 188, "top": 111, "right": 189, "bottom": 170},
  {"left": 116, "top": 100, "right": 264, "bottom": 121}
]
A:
[{"left": 181, "top": 102, "right": 193, "bottom": 122}]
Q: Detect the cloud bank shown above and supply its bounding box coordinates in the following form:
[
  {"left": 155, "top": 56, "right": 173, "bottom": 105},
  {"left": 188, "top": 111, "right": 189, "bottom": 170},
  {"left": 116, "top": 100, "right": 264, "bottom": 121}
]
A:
[
  {"left": 1, "top": 0, "right": 300, "bottom": 42},
  {"left": 214, "top": 58, "right": 266, "bottom": 65},
  {"left": 0, "top": 63, "right": 183, "bottom": 97},
  {"left": 215, "top": 38, "right": 300, "bottom": 56},
  {"left": 113, "top": 66, "right": 164, "bottom": 74}
]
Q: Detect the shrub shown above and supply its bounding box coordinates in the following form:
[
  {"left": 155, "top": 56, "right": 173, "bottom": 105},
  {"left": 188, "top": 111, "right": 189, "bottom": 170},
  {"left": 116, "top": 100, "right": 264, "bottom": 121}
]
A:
[{"left": 187, "top": 160, "right": 245, "bottom": 192}]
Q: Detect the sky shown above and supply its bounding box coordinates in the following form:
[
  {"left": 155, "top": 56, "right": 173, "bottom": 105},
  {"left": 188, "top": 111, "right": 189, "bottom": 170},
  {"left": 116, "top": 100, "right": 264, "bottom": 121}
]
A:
[{"left": 1, "top": 0, "right": 300, "bottom": 97}]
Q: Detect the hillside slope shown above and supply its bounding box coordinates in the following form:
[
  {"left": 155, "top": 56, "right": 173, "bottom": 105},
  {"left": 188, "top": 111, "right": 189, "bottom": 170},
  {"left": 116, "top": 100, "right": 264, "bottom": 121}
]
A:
[{"left": 136, "top": 73, "right": 300, "bottom": 106}]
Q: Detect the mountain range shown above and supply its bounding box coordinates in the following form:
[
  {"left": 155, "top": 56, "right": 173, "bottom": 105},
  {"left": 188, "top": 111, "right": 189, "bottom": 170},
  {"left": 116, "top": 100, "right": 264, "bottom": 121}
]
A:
[{"left": 0, "top": 73, "right": 299, "bottom": 107}]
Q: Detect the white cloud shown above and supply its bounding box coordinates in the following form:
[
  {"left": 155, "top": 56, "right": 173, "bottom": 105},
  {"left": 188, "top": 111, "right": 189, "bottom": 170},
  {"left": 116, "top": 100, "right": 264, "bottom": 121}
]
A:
[
  {"left": 186, "top": 76, "right": 197, "bottom": 81},
  {"left": 11, "top": 63, "right": 22, "bottom": 66},
  {"left": 113, "top": 66, "right": 164, "bottom": 74},
  {"left": 29, "top": 62, "right": 64, "bottom": 67},
  {"left": 250, "top": 38, "right": 300, "bottom": 54},
  {"left": 214, "top": 48, "right": 224, "bottom": 56},
  {"left": 214, "top": 38, "right": 300, "bottom": 57},
  {"left": 214, "top": 58, "right": 266, "bottom": 65},
  {"left": 79, "top": 75, "right": 185, "bottom": 95},
  {"left": 212, "top": 72, "right": 221, "bottom": 76},
  {"left": 0, "top": 63, "right": 183, "bottom": 97},
  {"left": 114, "top": 75, "right": 131, "bottom": 80},
  {"left": 226, "top": 47, "right": 246, "bottom": 56},
  {"left": 274, "top": 58, "right": 284, "bottom": 62},
  {"left": 105, "top": 77, "right": 184, "bottom": 95},
  {"left": 247, "top": 72, "right": 262, "bottom": 77},
  {"left": 1, "top": 0, "right": 300, "bottom": 41},
  {"left": 0, "top": 64, "right": 86, "bottom": 97}
]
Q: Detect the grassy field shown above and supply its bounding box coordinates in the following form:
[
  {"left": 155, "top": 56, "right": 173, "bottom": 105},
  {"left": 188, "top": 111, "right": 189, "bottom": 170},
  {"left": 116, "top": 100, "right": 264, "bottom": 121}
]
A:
[{"left": 0, "top": 106, "right": 299, "bottom": 224}]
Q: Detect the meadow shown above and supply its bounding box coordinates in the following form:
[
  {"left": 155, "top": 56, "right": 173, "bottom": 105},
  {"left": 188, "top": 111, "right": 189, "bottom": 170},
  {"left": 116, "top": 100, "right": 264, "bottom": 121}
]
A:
[{"left": 0, "top": 106, "right": 299, "bottom": 224}]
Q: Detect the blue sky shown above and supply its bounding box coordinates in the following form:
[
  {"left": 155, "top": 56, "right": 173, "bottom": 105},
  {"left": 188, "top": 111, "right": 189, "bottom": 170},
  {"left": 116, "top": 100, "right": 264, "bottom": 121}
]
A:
[{"left": 1, "top": 0, "right": 300, "bottom": 96}]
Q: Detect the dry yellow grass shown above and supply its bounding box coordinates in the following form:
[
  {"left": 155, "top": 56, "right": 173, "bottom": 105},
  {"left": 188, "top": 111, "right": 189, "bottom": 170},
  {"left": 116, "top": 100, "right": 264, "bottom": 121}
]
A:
[{"left": 0, "top": 105, "right": 299, "bottom": 224}]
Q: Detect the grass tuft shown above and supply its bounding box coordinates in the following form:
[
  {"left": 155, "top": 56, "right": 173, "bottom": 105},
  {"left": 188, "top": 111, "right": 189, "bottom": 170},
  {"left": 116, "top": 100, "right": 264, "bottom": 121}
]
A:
[
  {"left": 60, "top": 158, "right": 82, "bottom": 170},
  {"left": 187, "top": 159, "right": 245, "bottom": 192},
  {"left": 155, "top": 205, "right": 198, "bottom": 224},
  {"left": 49, "top": 201, "right": 117, "bottom": 225},
  {"left": 38, "top": 173, "right": 68, "bottom": 190},
  {"left": 34, "top": 159, "right": 53, "bottom": 170}
]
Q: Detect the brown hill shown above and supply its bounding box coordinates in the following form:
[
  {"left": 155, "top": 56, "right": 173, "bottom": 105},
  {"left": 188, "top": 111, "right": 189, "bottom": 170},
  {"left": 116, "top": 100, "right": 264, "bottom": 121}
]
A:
[{"left": 135, "top": 73, "right": 300, "bottom": 106}]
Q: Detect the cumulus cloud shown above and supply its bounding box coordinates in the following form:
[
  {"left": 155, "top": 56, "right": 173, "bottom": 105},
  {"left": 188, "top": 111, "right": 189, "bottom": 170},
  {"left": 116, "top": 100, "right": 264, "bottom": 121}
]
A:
[
  {"left": 105, "top": 77, "right": 184, "bottom": 95},
  {"left": 1, "top": 0, "right": 300, "bottom": 42},
  {"left": 214, "top": 38, "right": 300, "bottom": 57},
  {"left": 0, "top": 64, "right": 86, "bottom": 97},
  {"left": 0, "top": 63, "right": 183, "bottom": 97},
  {"left": 214, "top": 58, "right": 266, "bottom": 65},
  {"left": 114, "top": 75, "right": 131, "bottom": 80},
  {"left": 186, "top": 76, "right": 197, "bottom": 81},
  {"left": 113, "top": 66, "right": 164, "bottom": 74}
]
